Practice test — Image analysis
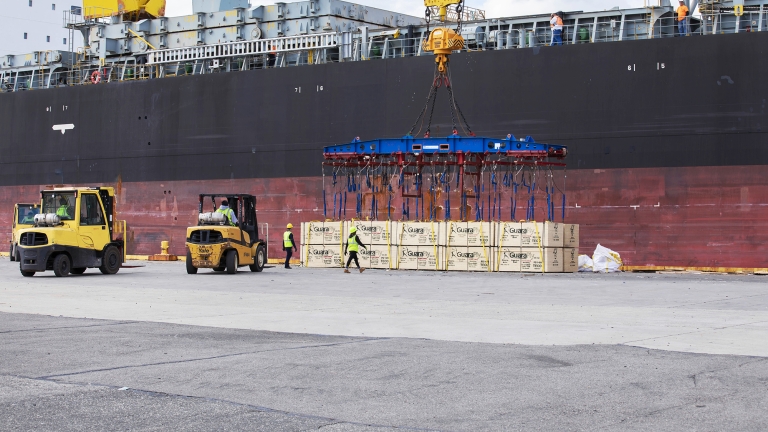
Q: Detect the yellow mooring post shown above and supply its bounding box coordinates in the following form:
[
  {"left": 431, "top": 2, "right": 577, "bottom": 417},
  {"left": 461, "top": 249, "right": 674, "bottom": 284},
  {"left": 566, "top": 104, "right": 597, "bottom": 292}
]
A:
[{"left": 148, "top": 240, "right": 179, "bottom": 261}]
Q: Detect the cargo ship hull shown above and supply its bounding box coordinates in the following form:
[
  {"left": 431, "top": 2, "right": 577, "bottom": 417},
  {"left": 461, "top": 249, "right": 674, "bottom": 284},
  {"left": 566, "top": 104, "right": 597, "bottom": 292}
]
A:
[{"left": 2, "top": 32, "right": 767, "bottom": 267}]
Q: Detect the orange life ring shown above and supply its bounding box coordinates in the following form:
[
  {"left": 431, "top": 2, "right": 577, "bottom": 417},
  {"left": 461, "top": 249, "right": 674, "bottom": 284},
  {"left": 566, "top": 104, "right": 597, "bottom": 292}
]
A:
[{"left": 90, "top": 70, "right": 102, "bottom": 84}]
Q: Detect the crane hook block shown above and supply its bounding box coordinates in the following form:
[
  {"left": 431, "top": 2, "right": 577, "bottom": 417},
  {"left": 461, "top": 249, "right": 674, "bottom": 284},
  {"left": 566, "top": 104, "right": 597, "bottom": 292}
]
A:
[{"left": 422, "top": 27, "right": 465, "bottom": 74}]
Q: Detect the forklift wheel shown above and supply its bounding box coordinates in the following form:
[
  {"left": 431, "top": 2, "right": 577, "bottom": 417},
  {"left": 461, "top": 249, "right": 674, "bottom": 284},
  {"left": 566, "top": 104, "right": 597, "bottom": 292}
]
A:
[
  {"left": 99, "top": 246, "right": 121, "bottom": 275},
  {"left": 225, "top": 250, "right": 237, "bottom": 274},
  {"left": 250, "top": 245, "right": 265, "bottom": 272},
  {"left": 53, "top": 254, "right": 71, "bottom": 277},
  {"left": 186, "top": 250, "right": 198, "bottom": 274}
]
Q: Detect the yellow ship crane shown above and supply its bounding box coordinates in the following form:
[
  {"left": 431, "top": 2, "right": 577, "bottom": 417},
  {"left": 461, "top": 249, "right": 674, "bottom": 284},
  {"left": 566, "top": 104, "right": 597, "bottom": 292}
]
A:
[
  {"left": 409, "top": 0, "right": 473, "bottom": 138},
  {"left": 83, "top": 0, "right": 166, "bottom": 20},
  {"left": 424, "top": 0, "right": 464, "bottom": 22}
]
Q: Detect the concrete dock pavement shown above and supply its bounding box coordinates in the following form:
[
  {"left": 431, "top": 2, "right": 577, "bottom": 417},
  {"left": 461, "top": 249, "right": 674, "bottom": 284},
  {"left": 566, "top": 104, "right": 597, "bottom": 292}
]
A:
[
  {"left": 0, "top": 260, "right": 767, "bottom": 356},
  {"left": 1, "top": 259, "right": 767, "bottom": 430}
]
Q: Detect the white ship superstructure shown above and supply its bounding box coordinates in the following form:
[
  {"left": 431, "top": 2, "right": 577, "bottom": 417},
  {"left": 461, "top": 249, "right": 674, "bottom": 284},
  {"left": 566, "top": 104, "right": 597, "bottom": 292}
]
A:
[{"left": 0, "top": 0, "right": 84, "bottom": 55}]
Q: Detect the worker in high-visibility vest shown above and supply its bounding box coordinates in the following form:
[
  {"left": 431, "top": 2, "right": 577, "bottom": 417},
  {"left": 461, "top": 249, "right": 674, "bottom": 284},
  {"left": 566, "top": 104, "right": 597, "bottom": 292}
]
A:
[
  {"left": 215, "top": 199, "right": 238, "bottom": 226},
  {"left": 21, "top": 209, "right": 37, "bottom": 224},
  {"left": 283, "top": 223, "right": 297, "bottom": 269},
  {"left": 56, "top": 197, "right": 71, "bottom": 219},
  {"left": 344, "top": 226, "right": 367, "bottom": 274},
  {"left": 550, "top": 13, "right": 564, "bottom": 46}
]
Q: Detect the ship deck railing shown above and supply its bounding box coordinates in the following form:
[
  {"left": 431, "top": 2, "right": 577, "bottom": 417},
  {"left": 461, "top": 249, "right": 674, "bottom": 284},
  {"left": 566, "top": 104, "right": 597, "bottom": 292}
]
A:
[{"left": 1, "top": 8, "right": 767, "bottom": 93}]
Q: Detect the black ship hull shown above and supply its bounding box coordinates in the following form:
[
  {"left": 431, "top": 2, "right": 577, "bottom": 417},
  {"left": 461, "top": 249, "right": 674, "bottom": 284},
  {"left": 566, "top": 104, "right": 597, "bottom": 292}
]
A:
[{"left": 2, "top": 32, "right": 767, "bottom": 268}]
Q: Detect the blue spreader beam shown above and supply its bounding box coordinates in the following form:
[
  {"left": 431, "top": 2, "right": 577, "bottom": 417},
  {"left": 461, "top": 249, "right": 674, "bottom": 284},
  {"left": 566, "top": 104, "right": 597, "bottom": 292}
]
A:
[{"left": 323, "top": 134, "right": 567, "bottom": 157}]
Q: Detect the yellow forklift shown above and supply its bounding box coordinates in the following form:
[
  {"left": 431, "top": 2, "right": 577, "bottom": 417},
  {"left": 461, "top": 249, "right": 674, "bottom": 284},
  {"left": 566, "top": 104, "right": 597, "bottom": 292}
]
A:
[
  {"left": 186, "top": 194, "right": 267, "bottom": 274},
  {"left": 16, "top": 187, "right": 124, "bottom": 277},
  {"left": 10, "top": 203, "right": 39, "bottom": 262}
]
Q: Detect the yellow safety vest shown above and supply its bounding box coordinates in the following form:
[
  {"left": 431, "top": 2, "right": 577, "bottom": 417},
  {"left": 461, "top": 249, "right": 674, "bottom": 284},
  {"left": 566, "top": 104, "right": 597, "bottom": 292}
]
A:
[
  {"left": 216, "top": 208, "right": 236, "bottom": 226},
  {"left": 284, "top": 231, "right": 293, "bottom": 248},
  {"left": 56, "top": 205, "right": 69, "bottom": 218},
  {"left": 348, "top": 235, "right": 359, "bottom": 252}
]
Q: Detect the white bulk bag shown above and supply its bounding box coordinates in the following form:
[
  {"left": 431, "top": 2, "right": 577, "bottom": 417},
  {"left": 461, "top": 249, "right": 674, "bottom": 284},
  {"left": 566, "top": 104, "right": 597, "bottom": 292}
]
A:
[
  {"left": 592, "top": 244, "right": 622, "bottom": 273},
  {"left": 577, "top": 255, "right": 593, "bottom": 272}
]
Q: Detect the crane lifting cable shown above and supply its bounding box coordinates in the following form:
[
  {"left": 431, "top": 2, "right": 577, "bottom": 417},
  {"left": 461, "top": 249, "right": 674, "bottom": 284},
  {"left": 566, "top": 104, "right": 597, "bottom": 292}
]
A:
[
  {"left": 319, "top": 1, "right": 569, "bottom": 224},
  {"left": 409, "top": 0, "right": 472, "bottom": 138}
]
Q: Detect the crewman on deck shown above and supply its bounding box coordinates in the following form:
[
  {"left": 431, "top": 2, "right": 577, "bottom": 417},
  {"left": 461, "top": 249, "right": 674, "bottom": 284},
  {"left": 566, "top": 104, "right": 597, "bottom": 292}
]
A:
[
  {"left": 283, "top": 224, "right": 297, "bottom": 269},
  {"left": 216, "top": 200, "right": 238, "bottom": 226},
  {"left": 344, "top": 226, "right": 367, "bottom": 274},
  {"left": 550, "top": 13, "right": 564, "bottom": 46},
  {"left": 268, "top": 45, "right": 277, "bottom": 67},
  {"left": 677, "top": 0, "right": 689, "bottom": 36},
  {"left": 56, "top": 198, "right": 70, "bottom": 219}
]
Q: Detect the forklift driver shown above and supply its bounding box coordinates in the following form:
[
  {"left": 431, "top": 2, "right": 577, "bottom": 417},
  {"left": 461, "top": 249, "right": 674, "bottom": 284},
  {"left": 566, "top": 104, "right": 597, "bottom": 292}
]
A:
[
  {"left": 21, "top": 209, "right": 37, "bottom": 224},
  {"left": 216, "top": 199, "right": 238, "bottom": 226},
  {"left": 56, "top": 197, "right": 71, "bottom": 219}
]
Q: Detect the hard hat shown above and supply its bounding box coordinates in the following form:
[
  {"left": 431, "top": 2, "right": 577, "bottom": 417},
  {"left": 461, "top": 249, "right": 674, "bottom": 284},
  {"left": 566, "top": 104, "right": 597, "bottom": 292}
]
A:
[
  {"left": 287, "top": 223, "right": 293, "bottom": 229},
  {"left": 350, "top": 226, "right": 357, "bottom": 233}
]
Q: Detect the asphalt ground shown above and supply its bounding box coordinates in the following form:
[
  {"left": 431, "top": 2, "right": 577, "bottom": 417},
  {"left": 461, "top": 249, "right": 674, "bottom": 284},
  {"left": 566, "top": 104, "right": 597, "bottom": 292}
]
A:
[
  {"left": 2, "top": 312, "right": 767, "bottom": 431},
  {"left": 1, "top": 259, "right": 767, "bottom": 430}
]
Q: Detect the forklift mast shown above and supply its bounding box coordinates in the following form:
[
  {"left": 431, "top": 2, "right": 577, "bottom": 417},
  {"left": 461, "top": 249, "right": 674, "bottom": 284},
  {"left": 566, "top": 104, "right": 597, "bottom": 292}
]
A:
[{"left": 97, "top": 188, "right": 116, "bottom": 242}]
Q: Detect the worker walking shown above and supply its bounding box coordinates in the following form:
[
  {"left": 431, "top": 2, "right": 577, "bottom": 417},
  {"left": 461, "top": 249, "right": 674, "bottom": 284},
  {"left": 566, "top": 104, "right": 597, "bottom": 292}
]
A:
[
  {"left": 550, "top": 12, "right": 564, "bottom": 46},
  {"left": 283, "top": 223, "right": 297, "bottom": 269},
  {"left": 344, "top": 226, "right": 367, "bottom": 274},
  {"left": 215, "top": 199, "right": 238, "bottom": 226},
  {"left": 677, "top": 0, "right": 689, "bottom": 36}
]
